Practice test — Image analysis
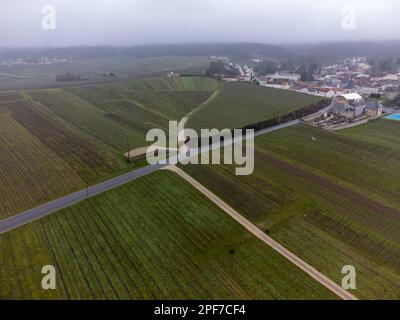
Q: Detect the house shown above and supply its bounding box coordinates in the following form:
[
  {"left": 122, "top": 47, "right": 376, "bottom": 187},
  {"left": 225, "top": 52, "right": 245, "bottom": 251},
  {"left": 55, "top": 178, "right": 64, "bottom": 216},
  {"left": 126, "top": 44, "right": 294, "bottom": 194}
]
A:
[
  {"left": 382, "top": 85, "right": 399, "bottom": 100},
  {"left": 365, "top": 100, "right": 383, "bottom": 118},
  {"left": 167, "top": 72, "right": 180, "bottom": 78},
  {"left": 330, "top": 93, "right": 366, "bottom": 118},
  {"left": 359, "top": 86, "right": 379, "bottom": 95},
  {"left": 265, "top": 73, "right": 301, "bottom": 82},
  {"left": 223, "top": 77, "right": 239, "bottom": 82}
]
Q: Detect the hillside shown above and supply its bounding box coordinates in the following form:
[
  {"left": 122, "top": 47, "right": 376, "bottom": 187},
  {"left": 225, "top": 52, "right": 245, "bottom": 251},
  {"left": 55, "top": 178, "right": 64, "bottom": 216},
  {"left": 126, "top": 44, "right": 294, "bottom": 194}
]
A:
[
  {"left": 0, "top": 171, "right": 335, "bottom": 300},
  {"left": 182, "top": 121, "right": 400, "bottom": 299},
  {"left": 0, "top": 77, "right": 217, "bottom": 217},
  {"left": 188, "top": 81, "right": 323, "bottom": 130}
]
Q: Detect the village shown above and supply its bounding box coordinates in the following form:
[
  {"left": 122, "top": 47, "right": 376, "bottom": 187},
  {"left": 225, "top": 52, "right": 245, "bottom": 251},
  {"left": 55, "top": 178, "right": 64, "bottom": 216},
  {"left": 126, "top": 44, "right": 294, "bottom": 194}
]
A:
[
  {"left": 212, "top": 56, "right": 400, "bottom": 130},
  {"left": 0, "top": 56, "right": 71, "bottom": 69}
]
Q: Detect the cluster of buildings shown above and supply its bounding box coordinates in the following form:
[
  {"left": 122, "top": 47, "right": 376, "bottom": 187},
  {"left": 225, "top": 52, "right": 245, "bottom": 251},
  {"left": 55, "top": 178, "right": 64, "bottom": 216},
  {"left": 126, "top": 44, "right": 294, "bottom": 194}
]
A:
[
  {"left": 221, "top": 64, "right": 255, "bottom": 82},
  {"left": 259, "top": 57, "right": 400, "bottom": 101},
  {"left": 217, "top": 56, "right": 399, "bottom": 101},
  {"left": 312, "top": 57, "right": 399, "bottom": 100},
  {"left": 302, "top": 93, "right": 383, "bottom": 130},
  {"left": 0, "top": 57, "right": 70, "bottom": 69},
  {"left": 215, "top": 56, "right": 400, "bottom": 130}
]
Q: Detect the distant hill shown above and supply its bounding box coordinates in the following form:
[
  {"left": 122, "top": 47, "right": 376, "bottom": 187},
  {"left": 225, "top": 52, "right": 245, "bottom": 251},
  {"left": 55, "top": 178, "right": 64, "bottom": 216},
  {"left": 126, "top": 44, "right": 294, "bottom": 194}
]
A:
[
  {"left": 290, "top": 41, "right": 400, "bottom": 63},
  {"left": 2, "top": 41, "right": 400, "bottom": 65},
  {"left": 0, "top": 43, "right": 294, "bottom": 61}
]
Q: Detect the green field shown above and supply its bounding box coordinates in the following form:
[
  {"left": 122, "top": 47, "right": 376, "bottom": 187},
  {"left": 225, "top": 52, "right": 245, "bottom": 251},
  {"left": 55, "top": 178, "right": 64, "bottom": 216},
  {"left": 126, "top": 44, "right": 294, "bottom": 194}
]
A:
[
  {"left": 182, "top": 122, "right": 400, "bottom": 299},
  {"left": 0, "top": 112, "right": 84, "bottom": 215},
  {"left": 0, "top": 56, "right": 213, "bottom": 90},
  {"left": 0, "top": 77, "right": 217, "bottom": 217},
  {"left": 2, "top": 72, "right": 398, "bottom": 300},
  {"left": 0, "top": 171, "right": 335, "bottom": 300},
  {"left": 256, "top": 121, "right": 400, "bottom": 211},
  {"left": 188, "top": 82, "right": 323, "bottom": 130},
  {"left": 0, "top": 76, "right": 322, "bottom": 219},
  {"left": 27, "top": 77, "right": 218, "bottom": 152}
]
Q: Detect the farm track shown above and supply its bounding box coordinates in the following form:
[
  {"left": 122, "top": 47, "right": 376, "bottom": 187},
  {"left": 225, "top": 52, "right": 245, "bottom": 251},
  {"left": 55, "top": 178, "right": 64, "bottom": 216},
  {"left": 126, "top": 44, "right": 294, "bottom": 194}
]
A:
[
  {"left": 0, "top": 119, "right": 299, "bottom": 233},
  {"left": 254, "top": 149, "right": 400, "bottom": 221},
  {"left": 185, "top": 88, "right": 222, "bottom": 119},
  {"left": 165, "top": 165, "right": 357, "bottom": 300}
]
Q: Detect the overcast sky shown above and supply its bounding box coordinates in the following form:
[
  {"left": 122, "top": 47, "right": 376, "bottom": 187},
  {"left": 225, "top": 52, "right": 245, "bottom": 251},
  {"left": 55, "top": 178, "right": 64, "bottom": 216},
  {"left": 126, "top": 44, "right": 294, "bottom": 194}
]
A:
[{"left": 1, "top": 0, "right": 399, "bottom": 47}]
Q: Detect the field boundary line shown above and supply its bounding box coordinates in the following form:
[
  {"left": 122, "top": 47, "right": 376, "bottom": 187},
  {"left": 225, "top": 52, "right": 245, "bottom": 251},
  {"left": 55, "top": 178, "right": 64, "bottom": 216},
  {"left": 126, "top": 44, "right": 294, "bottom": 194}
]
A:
[{"left": 164, "top": 165, "right": 358, "bottom": 301}]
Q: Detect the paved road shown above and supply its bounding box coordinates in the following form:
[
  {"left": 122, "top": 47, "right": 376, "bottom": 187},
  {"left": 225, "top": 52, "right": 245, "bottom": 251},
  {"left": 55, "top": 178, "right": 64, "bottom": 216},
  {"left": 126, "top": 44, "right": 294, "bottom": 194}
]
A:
[
  {"left": 165, "top": 165, "right": 357, "bottom": 300},
  {"left": 0, "top": 120, "right": 298, "bottom": 234},
  {"left": 0, "top": 163, "right": 165, "bottom": 233}
]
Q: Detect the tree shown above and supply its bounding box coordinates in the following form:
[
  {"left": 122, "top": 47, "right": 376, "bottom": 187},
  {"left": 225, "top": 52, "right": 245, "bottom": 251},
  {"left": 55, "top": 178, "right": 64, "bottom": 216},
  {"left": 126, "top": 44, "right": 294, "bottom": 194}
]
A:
[
  {"left": 207, "top": 60, "right": 225, "bottom": 75},
  {"left": 279, "top": 59, "right": 295, "bottom": 72},
  {"left": 56, "top": 72, "right": 82, "bottom": 82},
  {"left": 255, "top": 60, "right": 278, "bottom": 75},
  {"left": 379, "top": 58, "right": 394, "bottom": 72},
  {"left": 207, "top": 60, "right": 239, "bottom": 77},
  {"left": 297, "top": 63, "right": 319, "bottom": 81}
]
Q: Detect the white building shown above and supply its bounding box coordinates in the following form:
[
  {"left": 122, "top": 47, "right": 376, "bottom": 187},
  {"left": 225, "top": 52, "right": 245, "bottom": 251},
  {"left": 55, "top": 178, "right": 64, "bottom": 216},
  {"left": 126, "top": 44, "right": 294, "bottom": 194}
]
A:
[
  {"left": 330, "top": 93, "right": 366, "bottom": 118},
  {"left": 265, "top": 73, "right": 301, "bottom": 82}
]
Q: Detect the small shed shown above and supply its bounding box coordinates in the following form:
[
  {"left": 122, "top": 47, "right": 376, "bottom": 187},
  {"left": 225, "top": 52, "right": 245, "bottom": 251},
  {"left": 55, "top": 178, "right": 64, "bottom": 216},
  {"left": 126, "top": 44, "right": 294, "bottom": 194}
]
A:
[{"left": 123, "top": 147, "right": 148, "bottom": 161}]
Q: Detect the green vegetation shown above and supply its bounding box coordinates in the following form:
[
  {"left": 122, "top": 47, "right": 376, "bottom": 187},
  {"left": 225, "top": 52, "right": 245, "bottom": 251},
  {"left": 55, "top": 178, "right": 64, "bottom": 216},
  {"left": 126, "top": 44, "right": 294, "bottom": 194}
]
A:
[
  {"left": 0, "top": 76, "right": 327, "bottom": 219},
  {"left": 256, "top": 122, "right": 400, "bottom": 211},
  {"left": 0, "top": 76, "right": 217, "bottom": 217},
  {"left": 341, "top": 118, "right": 400, "bottom": 154},
  {"left": 65, "top": 77, "right": 218, "bottom": 120},
  {"left": 0, "top": 171, "right": 335, "bottom": 300},
  {"left": 183, "top": 122, "right": 400, "bottom": 299},
  {"left": 188, "top": 82, "right": 323, "bottom": 130},
  {"left": 0, "top": 56, "right": 213, "bottom": 90},
  {"left": 0, "top": 112, "right": 84, "bottom": 215},
  {"left": 0, "top": 91, "right": 22, "bottom": 102}
]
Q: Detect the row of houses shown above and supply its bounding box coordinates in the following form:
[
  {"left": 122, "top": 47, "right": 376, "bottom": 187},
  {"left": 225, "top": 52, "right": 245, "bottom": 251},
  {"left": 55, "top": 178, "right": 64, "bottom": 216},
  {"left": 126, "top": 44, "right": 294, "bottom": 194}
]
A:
[
  {"left": 302, "top": 93, "right": 383, "bottom": 130},
  {"left": 330, "top": 93, "right": 383, "bottom": 119}
]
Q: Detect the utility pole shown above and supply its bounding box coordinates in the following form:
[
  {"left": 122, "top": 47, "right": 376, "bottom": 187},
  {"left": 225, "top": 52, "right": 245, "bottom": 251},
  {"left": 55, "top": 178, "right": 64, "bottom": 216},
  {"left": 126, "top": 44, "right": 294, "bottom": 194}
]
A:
[{"left": 127, "top": 136, "right": 131, "bottom": 164}]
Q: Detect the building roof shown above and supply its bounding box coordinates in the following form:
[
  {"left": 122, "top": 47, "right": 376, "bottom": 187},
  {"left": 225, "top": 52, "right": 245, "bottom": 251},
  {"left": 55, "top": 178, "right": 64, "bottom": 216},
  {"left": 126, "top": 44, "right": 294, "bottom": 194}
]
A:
[
  {"left": 340, "top": 93, "right": 363, "bottom": 101},
  {"left": 123, "top": 147, "right": 148, "bottom": 160}
]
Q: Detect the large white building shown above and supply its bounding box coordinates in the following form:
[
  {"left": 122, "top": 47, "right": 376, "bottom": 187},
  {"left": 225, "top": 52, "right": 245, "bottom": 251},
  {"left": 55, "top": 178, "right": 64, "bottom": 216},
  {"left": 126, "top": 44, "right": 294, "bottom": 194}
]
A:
[
  {"left": 330, "top": 93, "right": 366, "bottom": 118},
  {"left": 264, "top": 73, "right": 301, "bottom": 82}
]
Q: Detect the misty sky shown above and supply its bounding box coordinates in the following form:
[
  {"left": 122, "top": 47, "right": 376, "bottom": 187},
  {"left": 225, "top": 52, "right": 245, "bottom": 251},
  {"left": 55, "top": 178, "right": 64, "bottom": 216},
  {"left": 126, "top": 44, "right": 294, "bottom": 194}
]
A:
[{"left": 1, "top": 0, "right": 399, "bottom": 47}]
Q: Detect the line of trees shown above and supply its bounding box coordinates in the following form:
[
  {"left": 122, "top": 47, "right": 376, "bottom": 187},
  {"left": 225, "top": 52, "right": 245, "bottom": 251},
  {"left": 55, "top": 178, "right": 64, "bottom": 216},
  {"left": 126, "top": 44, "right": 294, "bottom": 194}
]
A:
[
  {"left": 240, "top": 99, "right": 331, "bottom": 132},
  {"left": 368, "top": 57, "right": 400, "bottom": 75},
  {"left": 56, "top": 72, "right": 86, "bottom": 82},
  {"left": 207, "top": 60, "right": 240, "bottom": 77}
]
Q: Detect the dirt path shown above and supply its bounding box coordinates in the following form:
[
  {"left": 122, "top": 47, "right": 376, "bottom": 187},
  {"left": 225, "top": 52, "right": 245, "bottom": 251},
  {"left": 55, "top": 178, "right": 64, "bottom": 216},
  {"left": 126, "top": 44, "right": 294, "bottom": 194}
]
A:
[
  {"left": 255, "top": 149, "right": 400, "bottom": 221},
  {"left": 185, "top": 88, "right": 222, "bottom": 120},
  {"left": 165, "top": 165, "right": 357, "bottom": 301}
]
